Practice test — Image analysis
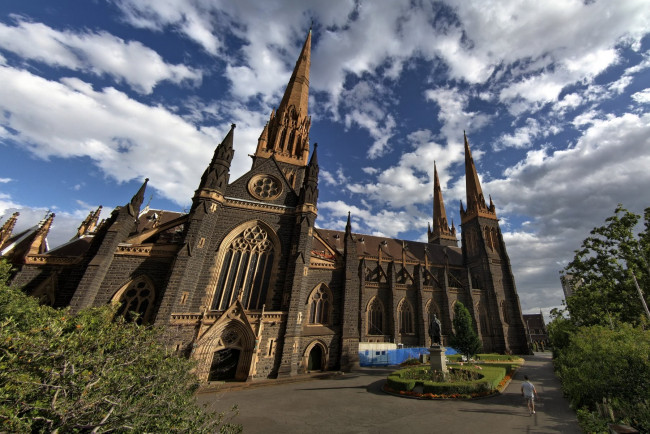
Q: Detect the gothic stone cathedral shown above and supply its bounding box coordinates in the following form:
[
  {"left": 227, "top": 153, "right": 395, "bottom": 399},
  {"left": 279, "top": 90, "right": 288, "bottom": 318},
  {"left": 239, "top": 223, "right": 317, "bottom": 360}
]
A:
[{"left": 3, "top": 30, "right": 529, "bottom": 382}]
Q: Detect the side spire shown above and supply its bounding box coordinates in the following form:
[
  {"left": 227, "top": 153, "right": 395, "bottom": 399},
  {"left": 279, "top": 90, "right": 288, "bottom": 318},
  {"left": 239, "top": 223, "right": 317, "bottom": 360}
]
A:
[
  {"left": 429, "top": 162, "right": 457, "bottom": 246},
  {"left": 128, "top": 178, "right": 149, "bottom": 217},
  {"left": 345, "top": 211, "right": 352, "bottom": 237},
  {"left": 196, "top": 124, "right": 235, "bottom": 199},
  {"left": 254, "top": 29, "right": 312, "bottom": 166},
  {"left": 28, "top": 212, "right": 55, "bottom": 256},
  {"left": 298, "top": 143, "right": 319, "bottom": 209},
  {"left": 461, "top": 132, "right": 497, "bottom": 223},
  {"left": 74, "top": 206, "right": 102, "bottom": 239},
  {"left": 0, "top": 212, "right": 19, "bottom": 248}
]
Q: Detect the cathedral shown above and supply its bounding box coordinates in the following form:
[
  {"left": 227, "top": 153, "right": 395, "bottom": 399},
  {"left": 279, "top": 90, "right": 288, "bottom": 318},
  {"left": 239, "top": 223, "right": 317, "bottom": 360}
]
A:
[{"left": 2, "top": 29, "right": 529, "bottom": 381}]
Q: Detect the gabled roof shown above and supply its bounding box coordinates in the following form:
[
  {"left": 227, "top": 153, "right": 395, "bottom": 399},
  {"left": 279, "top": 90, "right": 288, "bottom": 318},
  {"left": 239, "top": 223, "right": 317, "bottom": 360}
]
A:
[{"left": 314, "top": 228, "right": 463, "bottom": 266}]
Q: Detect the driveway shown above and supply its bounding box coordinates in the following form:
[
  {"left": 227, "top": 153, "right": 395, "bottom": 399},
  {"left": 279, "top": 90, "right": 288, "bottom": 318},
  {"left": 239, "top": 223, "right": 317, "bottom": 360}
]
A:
[{"left": 197, "top": 352, "right": 581, "bottom": 433}]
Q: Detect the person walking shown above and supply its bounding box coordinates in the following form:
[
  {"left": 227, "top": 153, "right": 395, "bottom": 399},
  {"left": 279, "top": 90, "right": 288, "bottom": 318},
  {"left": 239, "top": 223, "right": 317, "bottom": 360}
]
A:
[{"left": 521, "top": 375, "right": 538, "bottom": 415}]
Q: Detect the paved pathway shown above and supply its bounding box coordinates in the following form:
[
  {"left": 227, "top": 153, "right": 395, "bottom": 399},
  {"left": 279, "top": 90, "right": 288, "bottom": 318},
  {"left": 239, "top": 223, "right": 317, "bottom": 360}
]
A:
[{"left": 197, "top": 352, "right": 581, "bottom": 433}]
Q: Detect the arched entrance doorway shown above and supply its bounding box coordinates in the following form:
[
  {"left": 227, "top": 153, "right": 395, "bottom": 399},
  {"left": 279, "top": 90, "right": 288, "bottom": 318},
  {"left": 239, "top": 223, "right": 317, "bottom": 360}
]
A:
[
  {"left": 307, "top": 345, "right": 323, "bottom": 371},
  {"left": 208, "top": 347, "right": 241, "bottom": 381}
]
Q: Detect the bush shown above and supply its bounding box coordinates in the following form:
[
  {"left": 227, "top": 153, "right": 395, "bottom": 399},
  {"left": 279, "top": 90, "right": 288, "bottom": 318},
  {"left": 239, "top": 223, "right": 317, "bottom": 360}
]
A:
[
  {"left": 555, "top": 323, "right": 650, "bottom": 432},
  {"left": 0, "top": 262, "right": 241, "bottom": 433},
  {"left": 399, "top": 357, "right": 421, "bottom": 367},
  {"left": 386, "top": 364, "right": 510, "bottom": 396}
]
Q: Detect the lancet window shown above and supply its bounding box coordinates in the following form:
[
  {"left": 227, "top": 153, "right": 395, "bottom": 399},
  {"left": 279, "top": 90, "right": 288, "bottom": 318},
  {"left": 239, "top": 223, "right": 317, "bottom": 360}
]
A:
[
  {"left": 211, "top": 224, "right": 276, "bottom": 311},
  {"left": 367, "top": 298, "right": 384, "bottom": 335},
  {"left": 398, "top": 299, "right": 414, "bottom": 334},
  {"left": 308, "top": 284, "right": 332, "bottom": 325}
]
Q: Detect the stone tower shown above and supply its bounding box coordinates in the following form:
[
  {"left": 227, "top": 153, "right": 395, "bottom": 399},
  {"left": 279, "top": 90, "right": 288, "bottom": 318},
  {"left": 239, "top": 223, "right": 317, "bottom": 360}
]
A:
[{"left": 459, "top": 133, "right": 528, "bottom": 353}]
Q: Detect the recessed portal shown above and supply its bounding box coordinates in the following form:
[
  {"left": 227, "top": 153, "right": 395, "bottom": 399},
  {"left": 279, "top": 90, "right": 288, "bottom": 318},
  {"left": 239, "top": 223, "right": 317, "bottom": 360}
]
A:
[
  {"left": 208, "top": 348, "right": 241, "bottom": 381},
  {"left": 307, "top": 345, "right": 323, "bottom": 371}
]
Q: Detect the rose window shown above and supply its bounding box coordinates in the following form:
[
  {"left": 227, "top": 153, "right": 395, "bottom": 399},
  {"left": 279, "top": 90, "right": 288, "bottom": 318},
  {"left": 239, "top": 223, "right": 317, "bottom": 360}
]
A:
[{"left": 249, "top": 175, "right": 282, "bottom": 200}]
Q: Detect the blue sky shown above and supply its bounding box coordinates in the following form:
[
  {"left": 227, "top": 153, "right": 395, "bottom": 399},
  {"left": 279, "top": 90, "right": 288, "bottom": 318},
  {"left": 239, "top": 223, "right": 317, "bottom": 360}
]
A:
[{"left": 1, "top": 0, "right": 649, "bottom": 319}]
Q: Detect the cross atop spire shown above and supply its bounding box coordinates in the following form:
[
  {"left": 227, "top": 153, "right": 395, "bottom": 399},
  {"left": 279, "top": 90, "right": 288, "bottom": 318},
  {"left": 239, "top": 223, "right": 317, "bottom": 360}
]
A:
[
  {"left": 460, "top": 132, "right": 497, "bottom": 223},
  {"left": 254, "top": 29, "right": 312, "bottom": 166}
]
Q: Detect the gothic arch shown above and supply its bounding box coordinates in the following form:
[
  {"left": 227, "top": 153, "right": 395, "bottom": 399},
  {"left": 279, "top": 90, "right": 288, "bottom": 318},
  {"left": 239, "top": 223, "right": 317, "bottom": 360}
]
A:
[
  {"left": 366, "top": 297, "right": 385, "bottom": 336},
  {"left": 208, "top": 220, "right": 281, "bottom": 311},
  {"left": 397, "top": 298, "right": 414, "bottom": 334},
  {"left": 111, "top": 275, "right": 156, "bottom": 324},
  {"left": 301, "top": 339, "right": 328, "bottom": 372},
  {"left": 193, "top": 301, "right": 256, "bottom": 382},
  {"left": 306, "top": 283, "right": 333, "bottom": 325}
]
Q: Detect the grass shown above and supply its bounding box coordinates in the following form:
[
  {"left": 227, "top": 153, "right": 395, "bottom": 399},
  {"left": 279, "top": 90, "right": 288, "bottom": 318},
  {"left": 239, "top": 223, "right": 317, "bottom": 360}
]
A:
[{"left": 385, "top": 362, "right": 519, "bottom": 399}]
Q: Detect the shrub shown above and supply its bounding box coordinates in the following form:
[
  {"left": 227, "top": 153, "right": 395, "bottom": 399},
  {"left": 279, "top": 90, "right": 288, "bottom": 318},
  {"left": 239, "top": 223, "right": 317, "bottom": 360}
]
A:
[
  {"left": 399, "top": 357, "right": 421, "bottom": 367},
  {"left": 386, "top": 363, "right": 511, "bottom": 396},
  {"left": 555, "top": 324, "right": 650, "bottom": 432},
  {"left": 0, "top": 264, "right": 241, "bottom": 433}
]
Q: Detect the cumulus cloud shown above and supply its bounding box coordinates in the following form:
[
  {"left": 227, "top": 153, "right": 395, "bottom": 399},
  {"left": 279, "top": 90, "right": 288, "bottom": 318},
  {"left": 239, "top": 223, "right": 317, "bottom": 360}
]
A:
[
  {"left": 0, "top": 18, "right": 202, "bottom": 94},
  {"left": 0, "top": 65, "right": 266, "bottom": 204},
  {"left": 632, "top": 88, "right": 650, "bottom": 104}
]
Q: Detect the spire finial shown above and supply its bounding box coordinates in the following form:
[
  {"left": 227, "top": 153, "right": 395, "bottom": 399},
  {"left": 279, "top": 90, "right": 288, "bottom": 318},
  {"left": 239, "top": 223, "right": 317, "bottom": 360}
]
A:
[{"left": 254, "top": 28, "right": 312, "bottom": 166}]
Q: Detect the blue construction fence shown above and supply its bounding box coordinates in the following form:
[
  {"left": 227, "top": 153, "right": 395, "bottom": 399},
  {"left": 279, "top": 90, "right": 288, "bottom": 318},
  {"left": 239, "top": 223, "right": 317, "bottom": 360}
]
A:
[{"left": 359, "top": 346, "right": 458, "bottom": 367}]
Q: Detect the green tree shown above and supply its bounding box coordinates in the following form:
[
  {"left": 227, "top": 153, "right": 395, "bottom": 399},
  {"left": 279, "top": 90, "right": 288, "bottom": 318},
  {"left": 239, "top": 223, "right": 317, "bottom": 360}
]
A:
[
  {"left": 449, "top": 302, "right": 481, "bottom": 360},
  {"left": 555, "top": 324, "right": 650, "bottom": 432},
  {"left": 0, "top": 260, "right": 241, "bottom": 433},
  {"left": 564, "top": 205, "right": 650, "bottom": 327}
]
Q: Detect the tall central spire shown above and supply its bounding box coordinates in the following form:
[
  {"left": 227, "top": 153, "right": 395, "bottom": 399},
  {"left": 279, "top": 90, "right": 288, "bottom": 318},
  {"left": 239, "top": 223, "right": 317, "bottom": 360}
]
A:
[{"left": 254, "top": 29, "right": 312, "bottom": 166}]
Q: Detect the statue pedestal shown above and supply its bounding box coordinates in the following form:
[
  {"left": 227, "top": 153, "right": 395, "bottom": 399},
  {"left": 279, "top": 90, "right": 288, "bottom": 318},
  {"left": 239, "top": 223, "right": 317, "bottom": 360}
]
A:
[{"left": 429, "top": 345, "right": 448, "bottom": 375}]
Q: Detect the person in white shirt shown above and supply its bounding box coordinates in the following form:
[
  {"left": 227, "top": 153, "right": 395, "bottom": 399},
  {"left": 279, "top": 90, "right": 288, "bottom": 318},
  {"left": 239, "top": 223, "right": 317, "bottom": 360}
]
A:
[{"left": 521, "top": 375, "right": 538, "bottom": 415}]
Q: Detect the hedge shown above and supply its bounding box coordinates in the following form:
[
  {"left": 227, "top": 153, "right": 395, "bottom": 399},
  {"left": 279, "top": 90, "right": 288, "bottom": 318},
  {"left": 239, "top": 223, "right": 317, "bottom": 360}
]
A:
[{"left": 386, "top": 364, "right": 513, "bottom": 395}]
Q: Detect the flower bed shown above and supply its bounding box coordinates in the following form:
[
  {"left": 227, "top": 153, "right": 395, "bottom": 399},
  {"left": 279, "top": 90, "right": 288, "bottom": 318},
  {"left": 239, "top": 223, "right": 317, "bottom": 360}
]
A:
[{"left": 384, "top": 363, "right": 518, "bottom": 399}]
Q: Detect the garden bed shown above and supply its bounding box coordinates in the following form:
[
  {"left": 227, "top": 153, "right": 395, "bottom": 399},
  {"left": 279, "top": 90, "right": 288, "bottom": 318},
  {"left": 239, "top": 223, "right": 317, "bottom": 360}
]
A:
[{"left": 384, "top": 363, "right": 519, "bottom": 399}]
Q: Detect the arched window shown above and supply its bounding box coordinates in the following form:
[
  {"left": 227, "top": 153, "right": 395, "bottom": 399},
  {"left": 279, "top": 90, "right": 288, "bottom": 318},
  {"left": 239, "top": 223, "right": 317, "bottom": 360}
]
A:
[
  {"left": 427, "top": 300, "right": 440, "bottom": 327},
  {"left": 307, "top": 285, "right": 332, "bottom": 325},
  {"left": 484, "top": 226, "right": 493, "bottom": 250},
  {"left": 491, "top": 228, "right": 499, "bottom": 251},
  {"left": 367, "top": 298, "right": 384, "bottom": 335},
  {"left": 398, "top": 299, "right": 414, "bottom": 334},
  {"left": 113, "top": 276, "right": 155, "bottom": 324},
  {"left": 211, "top": 224, "right": 276, "bottom": 311}
]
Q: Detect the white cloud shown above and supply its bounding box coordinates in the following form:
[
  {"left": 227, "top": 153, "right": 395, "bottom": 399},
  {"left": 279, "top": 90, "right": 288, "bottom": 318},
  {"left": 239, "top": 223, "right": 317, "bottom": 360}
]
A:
[
  {"left": 0, "top": 65, "right": 265, "bottom": 205},
  {"left": 0, "top": 178, "right": 12, "bottom": 183},
  {"left": 0, "top": 18, "right": 202, "bottom": 94},
  {"left": 494, "top": 118, "right": 542, "bottom": 151},
  {"left": 632, "top": 88, "right": 650, "bottom": 104}
]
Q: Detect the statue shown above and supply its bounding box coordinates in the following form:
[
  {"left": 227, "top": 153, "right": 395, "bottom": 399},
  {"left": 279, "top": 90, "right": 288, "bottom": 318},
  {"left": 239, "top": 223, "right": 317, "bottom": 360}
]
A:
[{"left": 428, "top": 314, "right": 442, "bottom": 346}]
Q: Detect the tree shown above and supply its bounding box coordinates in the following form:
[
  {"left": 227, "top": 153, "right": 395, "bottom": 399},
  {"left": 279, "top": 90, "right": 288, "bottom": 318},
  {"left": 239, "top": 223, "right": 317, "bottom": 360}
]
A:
[
  {"left": 555, "top": 324, "right": 650, "bottom": 432},
  {"left": 0, "top": 260, "right": 241, "bottom": 433},
  {"left": 564, "top": 205, "right": 650, "bottom": 327},
  {"left": 449, "top": 302, "right": 481, "bottom": 359}
]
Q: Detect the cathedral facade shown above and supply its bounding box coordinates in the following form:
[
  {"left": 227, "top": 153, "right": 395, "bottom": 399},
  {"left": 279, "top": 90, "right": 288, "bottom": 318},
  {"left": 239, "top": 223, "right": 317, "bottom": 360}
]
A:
[{"left": 2, "top": 30, "right": 529, "bottom": 381}]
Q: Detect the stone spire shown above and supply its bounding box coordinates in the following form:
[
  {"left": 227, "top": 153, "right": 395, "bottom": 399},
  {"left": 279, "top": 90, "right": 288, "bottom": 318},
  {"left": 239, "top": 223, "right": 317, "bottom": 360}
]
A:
[
  {"left": 298, "top": 143, "right": 319, "bottom": 209},
  {"left": 254, "top": 29, "right": 312, "bottom": 166},
  {"left": 345, "top": 211, "right": 352, "bottom": 238},
  {"left": 28, "top": 212, "right": 55, "bottom": 256},
  {"left": 196, "top": 124, "right": 235, "bottom": 200},
  {"left": 74, "top": 206, "right": 102, "bottom": 238},
  {"left": 128, "top": 178, "right": 149, "bottom": 217},
  {"left": 429, "top": 162, "right": 457, "bottom": 246},
  {"left": 460, "top": 132, "right": 496, "bottom": 223},
  {"left": 0, "top": 212, "right": 19, "bottom": 248}
]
